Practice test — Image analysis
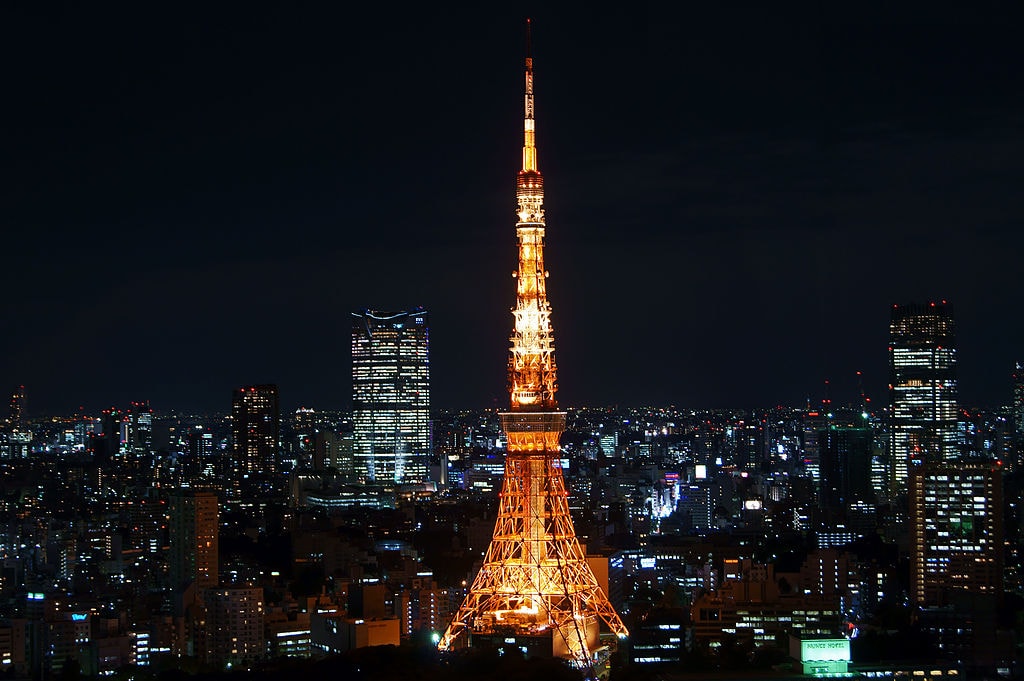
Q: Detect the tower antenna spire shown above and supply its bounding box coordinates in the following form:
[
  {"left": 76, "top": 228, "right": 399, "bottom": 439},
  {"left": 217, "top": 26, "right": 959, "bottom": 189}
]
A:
[
  {"left": 522, "top": 17, "right": 537, "bottom": 173},
  {"left": 526, "top": 16, "right": 532, "bottom": 58}
]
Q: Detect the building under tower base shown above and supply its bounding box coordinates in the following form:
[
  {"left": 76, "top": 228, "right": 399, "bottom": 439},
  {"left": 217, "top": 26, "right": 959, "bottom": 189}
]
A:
[{"left": 469, "top": 618, "right": 616, "bottom": 667}]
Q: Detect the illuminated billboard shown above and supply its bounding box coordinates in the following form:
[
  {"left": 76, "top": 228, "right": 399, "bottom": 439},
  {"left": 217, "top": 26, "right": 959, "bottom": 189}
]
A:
[
  {"left": 791, "top": 637, "right": 851, "bottom": 675},
  {"left": 799, "top": 638, "right": 850, "bottom": 662}
]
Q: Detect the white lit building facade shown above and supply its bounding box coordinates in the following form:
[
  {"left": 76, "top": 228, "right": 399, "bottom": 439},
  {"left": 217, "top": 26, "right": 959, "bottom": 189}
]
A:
[
  {"left": 351, "top": 308, "right": 430, "bottom": 484},
  {"left": 889, "top": 302, "right": 958, "bottom": 489},
  {"left": 909, "top": 463, "right": 1003, "bottom": 606}
]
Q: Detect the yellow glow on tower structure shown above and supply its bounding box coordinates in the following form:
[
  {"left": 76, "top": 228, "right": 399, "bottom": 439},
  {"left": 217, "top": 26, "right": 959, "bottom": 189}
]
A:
[{"left": 439, "top": 20, "right": 628, "bottom": 667}]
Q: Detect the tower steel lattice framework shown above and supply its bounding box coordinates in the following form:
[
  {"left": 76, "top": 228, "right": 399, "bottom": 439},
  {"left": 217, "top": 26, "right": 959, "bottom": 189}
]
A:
[{"left": 438, "top": 20, "right": 628, "bottom": 666}]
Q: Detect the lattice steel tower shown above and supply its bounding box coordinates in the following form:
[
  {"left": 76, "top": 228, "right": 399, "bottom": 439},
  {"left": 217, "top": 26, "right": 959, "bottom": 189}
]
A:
[{"left": 439, "top": 20, "right": 628, "bottom": 666}]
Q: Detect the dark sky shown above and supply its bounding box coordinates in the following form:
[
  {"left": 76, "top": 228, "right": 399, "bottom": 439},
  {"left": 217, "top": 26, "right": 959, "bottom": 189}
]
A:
[{"left": 2, "top": 3, "right": 1023, "bottom": 415}]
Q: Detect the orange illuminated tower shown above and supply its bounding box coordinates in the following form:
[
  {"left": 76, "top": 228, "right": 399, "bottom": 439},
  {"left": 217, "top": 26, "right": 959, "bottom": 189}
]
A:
[{"left": 439, "top": 20, "right": 628, "bottom": 666}]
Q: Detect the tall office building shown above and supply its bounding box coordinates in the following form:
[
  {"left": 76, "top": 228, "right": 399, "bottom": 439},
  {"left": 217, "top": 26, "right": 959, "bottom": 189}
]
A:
[
  {"left": 909, "top": 463, "right": 1002, "bottom": 606},
  {"left": 802, "top": 408, "right": 826, "bottom": 495},
  {"left": 168, "top": 489, "right": 219, "bottom": 591},
  {"left": 818, "top": 423, "right": 874, "bottom": 513},
  {"left": 98, "top": 406, "right": 125, "bottom": 460},
  {"left": 889, "top": 302, "right": 958, "bottom": 489},
  {"left": 127, "top": 400, "right": 153, "bottom": 455},
  {"left": 351, "top": 308, "right": 430, "bottom": 484},
  {"left": 231, "top": 385, "right": 280, "bottom": 480}
]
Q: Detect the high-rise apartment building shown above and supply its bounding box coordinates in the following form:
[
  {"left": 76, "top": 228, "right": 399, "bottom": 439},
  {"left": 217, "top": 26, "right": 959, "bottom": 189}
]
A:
[
  {"left": 168, "top": 489, "right": 219, "bottom": 592},
  {"left": 231, "top": 385, "right": 280, "bottom": 480},
  {"left": 2, "top": 386, "right": 29, "bottom": 458},
  {"left": 204, "top": 586, "right": 264, "bottom": 670},
  {"left": 889, "top": 302, "right": 958, "bottom": 489},
  {"left": 351, "top": 308, "right": 430, "bottom": 484},
  {"left": 7, "top": 386, "right": 25, "bottom": 430},
  {"left": 909, "top": 463, "right": 1003, "bottom": 606}
]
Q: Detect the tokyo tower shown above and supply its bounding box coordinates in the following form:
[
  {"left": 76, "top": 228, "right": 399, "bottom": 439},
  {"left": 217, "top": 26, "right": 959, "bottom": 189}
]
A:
[{"left": 438, "top": 20, "right": 628, "bottom": 666}]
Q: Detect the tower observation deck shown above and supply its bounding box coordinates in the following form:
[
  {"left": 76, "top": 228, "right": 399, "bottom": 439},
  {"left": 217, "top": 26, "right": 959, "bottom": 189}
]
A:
[{"left": 438, "top": 20, "right": 628, "bottom": 668}]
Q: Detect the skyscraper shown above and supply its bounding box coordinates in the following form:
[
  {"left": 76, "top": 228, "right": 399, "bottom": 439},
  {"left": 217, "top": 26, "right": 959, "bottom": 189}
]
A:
[
  {"left": 231, "top": 385, "right": 280, "bottom": 485},
  {"left": 351, "top": 308, "right": 430, "bottom": 484},
  {"left": 1013, "top": 362, "right": 1024, "bottom": 439},
  {"left": 3, "top": 386, "right": 29, "bottom": 458},
  {"left": 889, "top": 302, "right": 958, "bottom": 489},
  {"left": 909, "top": 463, "right": 1003, "bottom": 606},
  {"left": 127, "top": 400, "right": 153, "bottom": 455},
  {"left": 7, "top": 385, "right": 25, "bottom": 430},
  {"left": 168, "top": 488, "right": 219, "bottom": 591},
  {"left": 818, "top": 420, "right": 874, "bottom": 513},
  {"left": 439, "top": 22, "right": 627, "bottom": 667},
  {"left": 98, "top": 406, "right": 125, "bottom": 461}
]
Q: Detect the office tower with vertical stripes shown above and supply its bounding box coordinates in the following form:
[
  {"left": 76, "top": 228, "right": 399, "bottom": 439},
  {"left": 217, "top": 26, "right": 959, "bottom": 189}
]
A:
[
  {"left": 889, "top": 302, "right": 958, "bottom": 489},
  {"left": 351, "top": 308, "right": 430, "bottom": 484}
]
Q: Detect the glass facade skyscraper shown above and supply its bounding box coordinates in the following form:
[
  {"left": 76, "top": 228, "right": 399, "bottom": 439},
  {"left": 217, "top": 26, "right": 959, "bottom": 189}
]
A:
[
  {"left": 889, "top": 302, "right": 958, "bottom": 489},
  {"left": 351, "top": 308, "right": 430, "bottom": 484}
]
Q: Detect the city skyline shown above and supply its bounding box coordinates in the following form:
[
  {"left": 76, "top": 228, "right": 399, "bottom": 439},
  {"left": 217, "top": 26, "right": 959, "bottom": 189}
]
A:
[
  {"left": 4, "top": 5, "right": 1023, "bottom": 414},
  {"left": 1, "top": 11, "right": 1022, "bottom": 677}
]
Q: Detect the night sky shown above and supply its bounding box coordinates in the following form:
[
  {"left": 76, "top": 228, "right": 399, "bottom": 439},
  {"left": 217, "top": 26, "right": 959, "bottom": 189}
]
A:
[{"left": 3, "top": 4, "right": 1023, "bottom": 415}]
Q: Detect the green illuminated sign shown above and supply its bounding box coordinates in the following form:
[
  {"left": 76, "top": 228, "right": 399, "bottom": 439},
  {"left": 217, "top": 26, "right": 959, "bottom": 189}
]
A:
[{"left": 800, "top": 639, "right": 850, "bottom": 663}]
